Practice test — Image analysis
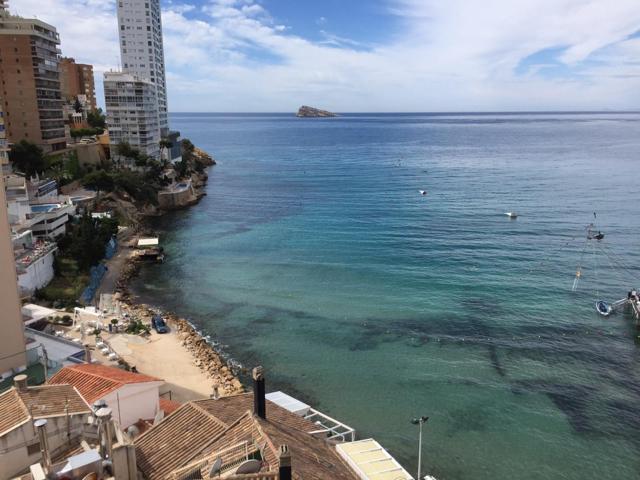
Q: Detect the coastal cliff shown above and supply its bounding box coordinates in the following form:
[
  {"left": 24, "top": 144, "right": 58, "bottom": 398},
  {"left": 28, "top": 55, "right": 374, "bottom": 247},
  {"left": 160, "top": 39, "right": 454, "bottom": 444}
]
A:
[
  {"left": 91, "top": 141, "right": 216, "bottom": 221},
  {"left": 296, "top": 105, "right": 337, "bottom": 117}
]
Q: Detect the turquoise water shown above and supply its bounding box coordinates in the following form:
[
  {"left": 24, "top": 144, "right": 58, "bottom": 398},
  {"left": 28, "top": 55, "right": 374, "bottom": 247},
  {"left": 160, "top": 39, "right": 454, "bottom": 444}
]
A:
[{"left": 133, "top": 113, "right": 640, "bottom": 479}]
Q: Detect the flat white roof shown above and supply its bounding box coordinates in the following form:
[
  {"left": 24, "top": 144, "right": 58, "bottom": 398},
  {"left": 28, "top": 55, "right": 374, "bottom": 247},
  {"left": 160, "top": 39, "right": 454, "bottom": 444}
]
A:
[
  {"left": 265, "top": 391, "right": 311, "bottom": 416},
  {"left": 336, "top": 439, "right": 414, "bottom": 480},
  {"left": 22, "top": 304, "right": 57, "bottom": 324},
  {"left": 137, "top": 238, "right": 159, "bottom": 247}
]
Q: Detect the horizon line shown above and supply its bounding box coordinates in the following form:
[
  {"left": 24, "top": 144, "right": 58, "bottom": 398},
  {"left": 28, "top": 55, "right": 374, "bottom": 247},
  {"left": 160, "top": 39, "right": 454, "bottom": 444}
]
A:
[{"left": 166, "top": 110, "right": 640, "bottom": 115}]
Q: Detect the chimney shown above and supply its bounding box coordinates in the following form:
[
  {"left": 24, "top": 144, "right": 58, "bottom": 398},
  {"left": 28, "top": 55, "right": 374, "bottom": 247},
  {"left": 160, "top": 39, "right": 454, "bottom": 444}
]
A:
[
  {"left": 278, "top": 444, "right": 292, "bottom": 480},
  {"left": 14, "top": 374, "right": 28, "bottom": 392},
  {"left": 252, "top": 366, "right": 266, "bottom": 420},
  {"left": 95, "top": 407, "right": 114, "bottom": 459},
  {"left": 34, "top": 419, "right": 52, "bottom": 474},
  {"left": 84, "top": 344, "right": 92, "bottom": 364}
]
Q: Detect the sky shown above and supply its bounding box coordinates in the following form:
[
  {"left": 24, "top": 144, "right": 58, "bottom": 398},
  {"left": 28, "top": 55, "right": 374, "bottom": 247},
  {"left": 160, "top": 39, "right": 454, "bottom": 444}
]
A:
[{"left": 11, "top": 0, "right": 640, "bottom": 112}]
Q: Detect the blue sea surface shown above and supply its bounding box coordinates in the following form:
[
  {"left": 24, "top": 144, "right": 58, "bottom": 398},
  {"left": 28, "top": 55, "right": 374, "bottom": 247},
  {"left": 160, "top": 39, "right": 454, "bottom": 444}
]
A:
[{"left": 133, "top": 112, "right": 640, "bottom": 480}]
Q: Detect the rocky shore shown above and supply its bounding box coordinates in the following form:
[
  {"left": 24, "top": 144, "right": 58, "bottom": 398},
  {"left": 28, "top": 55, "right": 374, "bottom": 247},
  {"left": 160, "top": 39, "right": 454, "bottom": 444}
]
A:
[
  {"left": 93, "top": 145, "right": 217, "bottom": 223},
  {"left": 104, "top": 145, "right": 244, "bottom": 398},
  {"left": 114, "top": 251, "right": 245, "bottom": 397}
]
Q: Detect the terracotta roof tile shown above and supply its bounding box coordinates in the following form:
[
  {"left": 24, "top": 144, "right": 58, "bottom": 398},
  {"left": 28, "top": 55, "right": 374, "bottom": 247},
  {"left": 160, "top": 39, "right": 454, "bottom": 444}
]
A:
[
  {"left": 159, "top": 397, "right": 181, "bottom": 415},
  {"left": 136, "top": 393, "right": 358, "bottom": 480},
  {"left": 0, "top": 385, "right": 91, "bottom": 437},
  {"left": 48, "top": 364, "right": 162, "bottom": 404},
  {"left": 198, "top": 396, "right": 358, "bottom": 480},
  {"left": 134, "top": 402, "right": 229, "bottom": 480},
  {"left": 0, "top": 389, "right": 30, "bottom": 436},
  {"left": 196, "top": 394, "right": 319, "bottom": 434},
  {"left": 18, "top": 384, "right": 92, "bottom": 418}
]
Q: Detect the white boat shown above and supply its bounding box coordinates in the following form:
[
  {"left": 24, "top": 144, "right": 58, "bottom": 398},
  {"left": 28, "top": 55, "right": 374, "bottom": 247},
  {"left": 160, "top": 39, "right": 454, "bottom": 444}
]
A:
[
  {"left": 505, "top": 212, "right": 518, "bottom": 219},
  {"left": 419, "top": 190, "right": 427, "bottom": 196}
]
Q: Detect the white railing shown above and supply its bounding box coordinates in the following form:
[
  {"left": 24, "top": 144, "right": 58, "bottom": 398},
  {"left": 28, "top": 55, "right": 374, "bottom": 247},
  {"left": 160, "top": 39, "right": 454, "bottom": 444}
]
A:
[{"left": 305, "top": 408, "right": 356, "bottom": 442}]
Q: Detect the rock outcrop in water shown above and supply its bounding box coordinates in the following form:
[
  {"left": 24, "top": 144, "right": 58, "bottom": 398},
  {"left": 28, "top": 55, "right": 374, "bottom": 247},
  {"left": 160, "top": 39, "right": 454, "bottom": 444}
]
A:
[{"left": 296, "top": 105, "right": 337, "bottom": 117}]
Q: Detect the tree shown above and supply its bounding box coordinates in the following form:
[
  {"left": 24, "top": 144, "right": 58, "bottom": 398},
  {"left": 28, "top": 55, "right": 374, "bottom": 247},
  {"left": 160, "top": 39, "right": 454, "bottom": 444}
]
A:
[
  {"left": 82, "top": 170, "right": 114, "bottom": 194},
  {"left": 9, "top": 140, "right": 46, "bottom": 177},
  {"left": 116, "top": 141, "right": 139, "bottom": 161},
  {"left": 87, "top": 108, "right": 106, "bottom": 129},
  {"left": 70, "top": 127, "right": 100, "bottom": 140},
  {"left": 73, "top": 98, "right": 83, "bottom": 114},
  {"left": 69, "top": 213, "right": 119, "bottom": 270},
  {"left": 134, "top": 153, "right": 149, "bottom": 168},
  {"left": 181, "top": 138, "right": 195, "bottom": 154},
  {"left": 159, "top": 139, "right": 173, "bottom": 150},
  {"left": 173, "top": 159, "right": 189, "bottom": 178}
]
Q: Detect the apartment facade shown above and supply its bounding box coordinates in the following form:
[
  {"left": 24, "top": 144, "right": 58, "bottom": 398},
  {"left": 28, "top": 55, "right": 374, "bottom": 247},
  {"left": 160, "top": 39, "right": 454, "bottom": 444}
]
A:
[
  {"left": 104, "top": 71, "right": 160, "bottom": 159},
  {"left": 117, "top": 0, "right": 169, "bottom": 135},
  {"left": 0, "top": 174, "right": 27, "bottom": 377},
  {"left": 59, "top": 57, "right": 96, "bottom": 110},
  {"left": 0, "top": 8, "right": 67, "bottom": 152}
]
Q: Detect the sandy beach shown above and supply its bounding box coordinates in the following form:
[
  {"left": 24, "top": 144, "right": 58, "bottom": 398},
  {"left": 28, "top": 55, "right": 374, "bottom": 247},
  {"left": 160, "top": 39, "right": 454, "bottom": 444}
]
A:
[{"left": 82, "top": 233, "right": 244, "bottom": 403}]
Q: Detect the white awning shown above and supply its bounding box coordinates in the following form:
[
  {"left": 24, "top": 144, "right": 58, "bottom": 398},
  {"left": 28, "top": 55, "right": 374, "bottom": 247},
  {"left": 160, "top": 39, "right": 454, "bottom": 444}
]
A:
[
  {"left": 336, "top": 439, "right": 414, "bottom": 480},
  {"left": 137, "top": 237, "right": 159, "bottom": 247},
  {"left": 265, "top": 391, "right": 310, "bottom": 416}
]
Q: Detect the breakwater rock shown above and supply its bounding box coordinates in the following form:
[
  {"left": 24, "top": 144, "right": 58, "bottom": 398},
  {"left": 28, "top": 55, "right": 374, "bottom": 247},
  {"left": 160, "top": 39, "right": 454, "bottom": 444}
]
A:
[
  {"left": 296, "top": 105, "right": 337, "bottom": 117},
  {"left": 115, "top": 255, "right": 244, "bottom": 397},
  {"left": 171, "top": 317, "right": 245, "bottom": 396}
]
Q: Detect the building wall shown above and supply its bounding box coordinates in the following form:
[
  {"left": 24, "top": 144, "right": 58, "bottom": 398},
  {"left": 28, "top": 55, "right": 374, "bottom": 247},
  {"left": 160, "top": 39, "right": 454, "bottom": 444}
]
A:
[
  {"left": 158, "top": 183, "right": 197, "bottom": 209},
  {"left": 0, "top": 414, "right": 88, "bottom": 479},
  {"left": 102, "top": 382, "right": 162, "bottom": 428},
  {"left": 60, "top": 58, "right": 96, "bottom": 111},
  {"left": 0, "top": 174, "right": 27, "bottom": 376},
  {"left": 78, "top": 64, "right": 96, "bottom": 110},
  {"left": 117, "top": 0, "right": 168, "bottom": 134},
  {"left": 75, "top": 142, "right": 106, "bottom": 167},
  {"left": 0, "top": 36, "right": 41, "bottom": 143},
  {"left": 0, "top": 14, "right": 67, "bottom": 152},
  {"left": 17, "top": 248, "right": 55, "bottom": 293}
]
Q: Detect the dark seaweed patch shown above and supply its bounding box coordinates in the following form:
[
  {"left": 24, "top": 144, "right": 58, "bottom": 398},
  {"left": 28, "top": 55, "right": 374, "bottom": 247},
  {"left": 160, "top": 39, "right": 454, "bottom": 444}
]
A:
[{"left": 513, "top": 380, "right": 596, "bottom": 433}]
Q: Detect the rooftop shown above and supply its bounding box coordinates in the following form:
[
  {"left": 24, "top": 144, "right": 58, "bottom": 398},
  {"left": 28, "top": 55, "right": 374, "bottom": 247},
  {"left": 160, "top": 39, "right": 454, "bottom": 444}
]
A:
[
  {"left": 134, "top": 392, "right": 359, "bottom": 480},
  {"left": 48, "top": 364, "right": 162, "bottom": 404},
  {"left": 0, "top": 383, "right": 91, "bottom": 437}
]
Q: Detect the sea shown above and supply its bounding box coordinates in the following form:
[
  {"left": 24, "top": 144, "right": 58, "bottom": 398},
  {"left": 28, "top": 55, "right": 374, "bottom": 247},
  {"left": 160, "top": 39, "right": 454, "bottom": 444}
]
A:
[{"left": 132, "top": 112, "right": 640, "bottom": 480}]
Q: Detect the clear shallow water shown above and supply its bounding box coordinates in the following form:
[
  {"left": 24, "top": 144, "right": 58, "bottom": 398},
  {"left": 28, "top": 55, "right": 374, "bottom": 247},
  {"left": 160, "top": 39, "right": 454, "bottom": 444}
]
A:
[{"left": 133, "top": 113, "right": 640, "bottom": 480}]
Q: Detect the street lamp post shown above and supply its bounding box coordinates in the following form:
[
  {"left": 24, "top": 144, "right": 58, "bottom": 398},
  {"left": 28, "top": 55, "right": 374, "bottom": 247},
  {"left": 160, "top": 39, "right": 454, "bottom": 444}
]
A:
[{"left": 411, "top": 415, "right": 429, "bottom": 480}]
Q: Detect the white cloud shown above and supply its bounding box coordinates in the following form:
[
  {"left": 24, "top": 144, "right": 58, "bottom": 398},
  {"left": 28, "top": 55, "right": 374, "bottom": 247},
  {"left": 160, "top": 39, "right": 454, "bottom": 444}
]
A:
[{"left": 9, "top": 0, "right": 640, "bottom": 111}]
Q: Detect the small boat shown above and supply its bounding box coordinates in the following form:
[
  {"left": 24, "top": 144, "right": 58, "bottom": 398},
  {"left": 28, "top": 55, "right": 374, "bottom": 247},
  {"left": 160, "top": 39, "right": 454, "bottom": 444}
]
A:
[
  {"left": 596, "top": 300, "right": 612, "bottom": 316},
  {"left": 505, "top": 212, "right": 518, "bottom": 219},
  {"left": 419, "top": 190, "right": 427, "bottom": 196}
]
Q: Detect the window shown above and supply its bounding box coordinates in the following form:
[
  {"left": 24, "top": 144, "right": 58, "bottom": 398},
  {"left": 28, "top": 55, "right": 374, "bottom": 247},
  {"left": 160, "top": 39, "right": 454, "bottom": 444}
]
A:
[{"left": 27, "top": 443, "right": 40, "bottom": 456}]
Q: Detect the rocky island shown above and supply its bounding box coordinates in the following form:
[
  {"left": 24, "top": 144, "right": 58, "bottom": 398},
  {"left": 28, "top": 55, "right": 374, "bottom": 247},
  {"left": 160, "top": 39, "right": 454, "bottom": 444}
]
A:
[{"left": 296, "top": 105, "right": 337, "bottom": 117}]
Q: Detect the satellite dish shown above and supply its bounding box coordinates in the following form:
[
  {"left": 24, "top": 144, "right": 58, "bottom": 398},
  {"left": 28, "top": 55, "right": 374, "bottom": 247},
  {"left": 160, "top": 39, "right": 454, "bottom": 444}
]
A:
[
  {"left": 208, "top": 457, "right": 222, "bottom": 478},
  {"left": 235, "top": 459, "right": 261, "bottom": 474}
]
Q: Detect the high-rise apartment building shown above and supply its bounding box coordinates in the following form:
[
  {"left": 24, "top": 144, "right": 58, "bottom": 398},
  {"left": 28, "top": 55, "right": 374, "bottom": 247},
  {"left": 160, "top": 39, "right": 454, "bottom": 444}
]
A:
[
  {"left": 117, "top": 0, "right": 169, "bottom": 135},
  {"left": 59, "top": 57, "right": 96, "bottom": 110},
  {"left": 104, "top": 71, "right": 160, "bottom": 159},
  {"left": 0, "top": 5, "right": 67, "bottom": 152},
  {"left": 0, "top": 173, "right": 27, "bottom": 377}
]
